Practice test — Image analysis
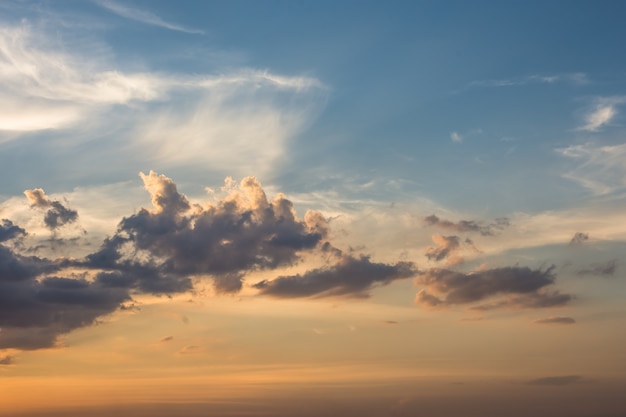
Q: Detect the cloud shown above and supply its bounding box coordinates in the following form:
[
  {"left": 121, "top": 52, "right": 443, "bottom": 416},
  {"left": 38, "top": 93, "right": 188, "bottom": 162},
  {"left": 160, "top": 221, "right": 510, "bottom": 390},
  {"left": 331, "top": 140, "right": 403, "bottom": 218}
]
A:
[
  {"left": 415, "top": 265, "right": 572, "bottom": 310},
  {"left": 557, "top": 142, "right": 626, "bottom": 195},
  {"left": 527, "top": 375, "right": 583, "bottom": 386},
  {"left": 450, "top": 131, "right": 463, "bottom": 143},
  {"left": 569, "top": 232, "right": 589, "bottom": 245},
  {"left": 160, "top": 336, "right": 174, "bottom": 343},
  {"left": 84, "top": 171, "right": 330, "bottom": 294},
  {"left": 575, "top": 96, "right": 626, "bottom": 132},
  {"left": 423, "top": 235, "right": 479, "bottom": 266},
  {"left": 0, "top": 355, "right": 13, "bottom": 365},
  {"left": 24, "top": 188, "right": 78, "bottom": 230},
  {"left": 0, "top": 219, "right": 26, "bottom": 242},
  {"left": 577, "top": 259, "right": 617, "bottom": 277},
  {"left": 254, "top": 254, "right": 417, "bottom": 298},
  {"left": 424, "top": 214, "right": 509, "bottom": 236},
  {"left": 0, "top": 23, "right": 326, "bottom": 180},
  {"left": 579, "top": 105, "right": 616, "bottom": 131},
  {"left": 467, "top": 72, "right": 589, "bottom": 88},
  {"left": 465, "top": 73, "right": 589, "bottom": 90},
  {"left": 425, "top": 234, "right": 460, "bottom": 262},
  {"left": 533, "top": 316, "right": 576, "bottom": 325},
  {"left": 96, "top": 0, "right": 205, "bottom": 34},
  {"left": 0, "top": 242, "right": 129, "bottom": 350}
]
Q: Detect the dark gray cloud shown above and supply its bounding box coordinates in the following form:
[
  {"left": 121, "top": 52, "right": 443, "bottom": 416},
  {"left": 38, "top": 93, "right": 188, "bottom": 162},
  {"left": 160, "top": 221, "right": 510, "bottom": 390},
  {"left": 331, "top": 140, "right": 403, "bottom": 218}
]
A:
[
  {"left": 577, "top": 259, "right": 617, "bottom": 277},
  {"left": 533, "top": 316, "right": 576, "bottom": 325},
  {"left": 0, "top": 219, "right": 26, "bottom": 242},
  {"left": 254, "top": 255, "right": 417, "bottom": 298},
  {"left": 0, "top": 242, "right": 129, "bottom": 350},
  {"left": 569, "top": 232, "right": 589, "bottom": 245},
  {"left": 424, "top": 214, "right": 509, "bottom": 236},
  {"left": 24, "top": 188, "right": 78, "bottom": 229},
  {"left": 84, "top": 171, "right": 329, "bottom": 294},
  {"left": 415, "top": 266, "right": 572, "bottom": 310},
  {"left": 527, "top": 375, "right": 583, "bottom": 386}
]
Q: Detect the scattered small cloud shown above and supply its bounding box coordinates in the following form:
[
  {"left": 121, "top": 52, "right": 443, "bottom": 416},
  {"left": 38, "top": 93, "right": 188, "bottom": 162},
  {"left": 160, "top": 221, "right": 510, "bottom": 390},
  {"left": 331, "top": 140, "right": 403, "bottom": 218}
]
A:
[
  {"left": 24, "top": 189, "right": 78, "bottom": 230},
  {"left": 424, "top": 214, "right": 509, "bottom": 236},
  {"left": 450, "top": 131, "right": 463, "bottom": 143},
  {"left": 0, "top": 355, "right": 14, "bottom": 365},
  {"left": 533, "top": 316, "right": 576, "bottom": 325},
  {"left": 577, "top": 259, "right": 618, "bottom": 277},
  {"left": 569, "top": 232, "right": 589, "bottom": 245},
  {"left": 527, "top": 375, "right": 583, "bottom": 386},
  {"left": 160, "top": 336, "right": 174, "bottom": 343},
  {"left": 464, "top": 73, "right": 588, "bottom": 91}
]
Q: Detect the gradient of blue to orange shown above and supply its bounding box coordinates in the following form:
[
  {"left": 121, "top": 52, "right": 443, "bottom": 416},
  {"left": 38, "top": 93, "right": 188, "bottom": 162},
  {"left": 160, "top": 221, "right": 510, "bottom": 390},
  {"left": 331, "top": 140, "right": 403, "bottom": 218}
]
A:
[{"left": 1, "top": 1, "right": 625, "bottom": 416}]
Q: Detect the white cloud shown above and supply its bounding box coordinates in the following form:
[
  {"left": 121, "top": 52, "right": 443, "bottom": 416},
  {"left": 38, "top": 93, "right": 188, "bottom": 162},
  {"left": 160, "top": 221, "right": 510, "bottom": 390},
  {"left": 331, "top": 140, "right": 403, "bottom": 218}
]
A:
[
  {"left": 578, "top": 105, "right": 616, "bottom": 132},
  {"left": 96, "top": 0, "right": 205, "bottom": 34},
  {"left": 557, "top": 142, "right": 626, "bottom": 195},
  {"left": 466, "top": 73, "right": 589, "bottom": 90},
  {"left": 576, "top": 96, "right": 626, "bottom": 132},
  {"left": 0, "top": 22, "right": 327, "bottom": 178},
  {"left": 450, "top": 131, "right": 463, "bottom": 143}
]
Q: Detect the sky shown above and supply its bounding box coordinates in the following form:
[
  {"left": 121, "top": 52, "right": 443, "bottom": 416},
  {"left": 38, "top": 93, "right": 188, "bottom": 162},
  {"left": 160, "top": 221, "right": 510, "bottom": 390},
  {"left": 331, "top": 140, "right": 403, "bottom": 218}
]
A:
[{"left": 1, "top": 1, "right": 625, "bottom": 416}]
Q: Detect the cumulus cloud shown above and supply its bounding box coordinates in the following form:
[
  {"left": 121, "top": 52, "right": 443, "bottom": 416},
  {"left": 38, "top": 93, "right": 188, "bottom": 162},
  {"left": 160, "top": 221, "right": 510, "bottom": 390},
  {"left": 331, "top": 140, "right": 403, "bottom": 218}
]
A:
[
  {"left": 533, "top": 316, "right": 576, "bottom": 325},
  {"left": 569, "top": 232, "right": 589, "bottom": 245},
  {"left": 1, "top": 171, "right": 352, "bottom": 349},
  {"left": 24, "top": 189, "right": 78, "bottom": 230},
  {"left": 424, "top": 234, "right": 461, "bottom": 264},
  {"left": 84, "top": 171, "right": 330, "bottom": 294},
  {"left": 415, "top": 266, "right": 571, "bottom": 310},
  {"left": 424, "top": 214, "right": 509, "bottom": 236},
  {"left": 450, "top": 131, "right": 463, "bottom": 143},
  {"left": 254, "top": 254, "right": 417, "bottom": 298},
  {"left": 527, "top": 375, "right": 582, "bottom": 386}
]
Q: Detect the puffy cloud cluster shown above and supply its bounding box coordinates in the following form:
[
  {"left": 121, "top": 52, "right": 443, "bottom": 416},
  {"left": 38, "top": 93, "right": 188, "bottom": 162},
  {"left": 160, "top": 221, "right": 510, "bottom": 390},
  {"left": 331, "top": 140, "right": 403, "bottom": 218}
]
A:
[
  {"left": 424, "top": 214, "right": 509, "bottom": 236},
  {"left": 1, "top": 172, "right": 415, "bottom": 350},
  {"left": 415, "top": 266, "right": 572, "bottom": 310},
  {"left": 24, "top": 189, "right": 78, "bottom": 230},
  {"left": 85, "top": 171, "right": 331, "bottom": 294}
]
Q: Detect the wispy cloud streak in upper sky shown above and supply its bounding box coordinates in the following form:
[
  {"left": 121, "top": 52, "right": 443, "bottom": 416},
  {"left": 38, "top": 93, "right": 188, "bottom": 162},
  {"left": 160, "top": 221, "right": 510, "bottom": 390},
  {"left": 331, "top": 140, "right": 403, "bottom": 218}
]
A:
[{"left": 96, "top": 0, "right": 205, "bottom": 34}]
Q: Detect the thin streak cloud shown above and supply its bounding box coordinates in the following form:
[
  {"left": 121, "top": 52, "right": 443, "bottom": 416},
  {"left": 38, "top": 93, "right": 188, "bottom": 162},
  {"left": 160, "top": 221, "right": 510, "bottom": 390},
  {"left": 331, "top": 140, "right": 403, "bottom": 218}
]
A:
[{"left": 96, "top": 0, "right": 205, "bottom": 34}]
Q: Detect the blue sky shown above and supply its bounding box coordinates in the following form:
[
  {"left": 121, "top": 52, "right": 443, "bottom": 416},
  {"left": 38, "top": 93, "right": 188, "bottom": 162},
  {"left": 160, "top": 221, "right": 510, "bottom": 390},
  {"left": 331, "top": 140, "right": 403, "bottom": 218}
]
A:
[{"left": 0, "top": 2, "right": 625, "bottom": 416}]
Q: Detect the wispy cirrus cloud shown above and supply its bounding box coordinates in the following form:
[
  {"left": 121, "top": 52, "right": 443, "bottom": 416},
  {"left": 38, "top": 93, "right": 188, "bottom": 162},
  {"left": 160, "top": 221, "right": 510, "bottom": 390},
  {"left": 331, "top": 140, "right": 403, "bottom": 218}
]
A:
[
  {"left": 0, "top": 22, "right": 327, "bottom": 179},
  {"left": 557, "top": 142, "right": 626, "bottom": 195},
  {"left": 463, "top": 72, "right": 588, "bottom": 91},
  {"left": 96, "top": 0, "right": 205, "bottom": 34}
]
